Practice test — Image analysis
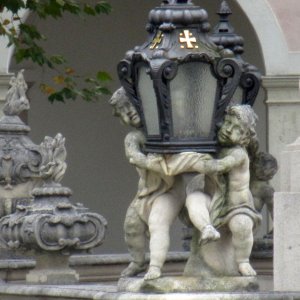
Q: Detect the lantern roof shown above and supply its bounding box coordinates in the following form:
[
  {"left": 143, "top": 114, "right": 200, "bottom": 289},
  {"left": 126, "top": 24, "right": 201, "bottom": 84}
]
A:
[{"left": 126, "top": 0, "right": 235, "bottom": 65}]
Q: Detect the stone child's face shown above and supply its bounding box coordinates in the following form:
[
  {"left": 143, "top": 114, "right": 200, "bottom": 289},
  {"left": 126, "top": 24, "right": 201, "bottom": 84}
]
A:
[
  {"left": 114, "top": 100, "right": 141, "bottom": 127},
  {"left": 218, "top": 114, "right": 247, "bottom": 146}
]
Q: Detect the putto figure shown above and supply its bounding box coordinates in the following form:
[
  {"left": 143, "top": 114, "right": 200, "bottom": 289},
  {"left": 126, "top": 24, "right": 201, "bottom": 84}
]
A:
[
  {"left": 187, "top": 105, "right": 261, "bottom": 276},
  {"left": 110, "top": 87, "right": 262, "bottom": 282},
  {"left": 110, "top": 88, "right": 188, "bottom": 280}
]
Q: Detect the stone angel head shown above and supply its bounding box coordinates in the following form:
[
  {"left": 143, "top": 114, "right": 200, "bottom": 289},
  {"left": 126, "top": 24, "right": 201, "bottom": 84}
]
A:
[
  {"left": 109, "top": 87, "right": 141, "bottom": 128},
  {"left": 3, "top": 70, "right": 30, "bottom": 116},
  {"left": 39, "top": 133, "right": 67, "bottom": 183}
]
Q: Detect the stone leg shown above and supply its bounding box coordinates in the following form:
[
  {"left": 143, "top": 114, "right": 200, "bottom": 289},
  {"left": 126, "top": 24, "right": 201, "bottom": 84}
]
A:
[
  {"left": 122, "top": 204, "right": 147, "bottom": 277},
  {"left": 145, "top": 192, "right": 184, "bottom": 280},
  {"left": 185, "top": 192, "right": 210, "bottom": 232},
  {"left": 228, "top": 214, "right": 256, "bottom": 276},
  {"left": 185, "top": 191, "right": 220, "bottom": 243}
]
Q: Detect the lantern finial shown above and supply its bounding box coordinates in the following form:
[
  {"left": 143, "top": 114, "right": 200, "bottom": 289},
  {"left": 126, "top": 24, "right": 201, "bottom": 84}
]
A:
[{"left": 211, "top": 0, "right": 244, "bottom": 56}]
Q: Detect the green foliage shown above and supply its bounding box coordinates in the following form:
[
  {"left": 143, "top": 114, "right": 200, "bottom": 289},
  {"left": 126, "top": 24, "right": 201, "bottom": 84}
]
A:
[{"left": 0, "top": 0, "right": 112, "bottom": 102}]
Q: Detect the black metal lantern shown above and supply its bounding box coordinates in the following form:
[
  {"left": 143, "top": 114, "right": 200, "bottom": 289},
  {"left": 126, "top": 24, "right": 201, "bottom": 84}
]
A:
[
  {"left": 211, "top": 0, "right": 261, "bottom": 107},
  {"left": 118, "top": 0, "right": 261, "bottom": 154}
]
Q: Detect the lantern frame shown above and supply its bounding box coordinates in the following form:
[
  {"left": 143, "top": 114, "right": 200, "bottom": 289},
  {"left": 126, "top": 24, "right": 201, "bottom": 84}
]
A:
[{"left": 118, "top": 0, "right": 261, "bottom": 154}]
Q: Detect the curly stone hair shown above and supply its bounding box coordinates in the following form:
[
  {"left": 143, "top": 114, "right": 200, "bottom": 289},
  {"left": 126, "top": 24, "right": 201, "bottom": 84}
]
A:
[{"left": 226, "top": 105, "right": 258, "bottom": 147}]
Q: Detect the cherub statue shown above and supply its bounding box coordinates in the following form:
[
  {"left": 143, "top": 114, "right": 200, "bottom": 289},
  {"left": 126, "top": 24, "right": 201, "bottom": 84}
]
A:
[
  {"left": 39, "top": 133, "right": 67, "bottom": 183},
  {"left": 143, "top": 105, "right": 261, "bottom": 277},
  {"left": 250, "top": 150, "right": 278, "bottom": 221},
  {"left": 166, "top": 105, "right": 261, "bottom": 276},
  {"left": 111, "top": 87, "right": 261, "bottom": 280},
  {"left": 3, "top": 70, "right": 30, "bottom": 116},
  {"left": 110, "top": 88, "right": 188, "bottom": 280}
]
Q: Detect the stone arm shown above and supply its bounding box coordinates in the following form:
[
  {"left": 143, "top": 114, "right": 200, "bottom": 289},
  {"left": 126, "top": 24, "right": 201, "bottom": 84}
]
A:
[
  {"left": 166, "top": 148, "right": 246, "bottom": 176},
  {"left": 194, "top": 148, "right": 246, "bottom": 174},
  {"left": 124, "top": 130, "right": 164, "bottom": 173}
]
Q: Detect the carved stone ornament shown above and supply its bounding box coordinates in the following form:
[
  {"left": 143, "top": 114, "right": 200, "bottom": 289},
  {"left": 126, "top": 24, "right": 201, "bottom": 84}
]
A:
[
  {"left": 0, "top": 70, "right": 42, "bottom": 216},
  {"left": 0, "top": 71, "right": 107, "bottom": 284},
  {"left": 0, "top": 184, "right": 107, "bottom": 252},
  {"left": 0, "top": 131, "right": 107, "bottom": 280}
]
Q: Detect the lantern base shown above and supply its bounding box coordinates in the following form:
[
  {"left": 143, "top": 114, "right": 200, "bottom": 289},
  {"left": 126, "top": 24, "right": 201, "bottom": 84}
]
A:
[{"left": 144, "top": 140, "right": 218, "bottom": 154}]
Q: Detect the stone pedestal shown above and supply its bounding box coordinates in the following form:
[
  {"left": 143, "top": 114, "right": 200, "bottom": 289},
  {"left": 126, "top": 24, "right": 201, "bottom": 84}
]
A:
[
  {"left": 118, "top": 276, "right": 258, "bottom": 293},
  {"left": 26, "top": 253, "right": 79, "bottom": 284},
  {"left": 274, "top": 137, "right": 300, "bottom": 291}
]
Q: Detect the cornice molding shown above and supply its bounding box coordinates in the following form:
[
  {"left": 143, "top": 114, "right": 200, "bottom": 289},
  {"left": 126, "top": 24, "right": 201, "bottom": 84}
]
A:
[{"left": 263, "top": 75, "right": 300, "bottom": 104}]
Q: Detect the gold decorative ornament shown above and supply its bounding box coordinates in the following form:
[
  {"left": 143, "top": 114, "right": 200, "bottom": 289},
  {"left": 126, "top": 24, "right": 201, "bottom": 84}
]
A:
[
  {"left": 179, "top": 30, "right": 198, "bottom": 49},
  {"left": 150, "top": 31, "right": 164, "bottom": 49}
]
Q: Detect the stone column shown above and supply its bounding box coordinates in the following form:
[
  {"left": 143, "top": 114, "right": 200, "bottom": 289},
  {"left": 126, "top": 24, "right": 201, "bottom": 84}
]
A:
[
  {"left": 274, "top": 137, "right": 300, "bottom": 291},
  {"left": 263, "top": 75, "right": 300, "bottom": 190}
]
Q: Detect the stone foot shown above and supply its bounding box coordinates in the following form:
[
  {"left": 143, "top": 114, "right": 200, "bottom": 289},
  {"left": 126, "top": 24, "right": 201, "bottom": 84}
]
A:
[
  {"left": 238, "top": 262, "right": 257, "bottom": 276},
  {"left": 121, "top": 262, "right": 147, "bottom": 277},
  {"left": 144, "top": 266, "right": 161, "bottom": 281},
  {"left": 199, "top": 225, "right": 220, "bottom": 244}
]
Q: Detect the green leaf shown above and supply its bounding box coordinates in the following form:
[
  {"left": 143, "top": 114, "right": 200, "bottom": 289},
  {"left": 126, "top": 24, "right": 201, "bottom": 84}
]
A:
[
  {"left": 56, "top": 0, "right": 65, "bottom": 6},
  {"left": 49, "top": 92, "right": 65, "bottom": 103},
  {"left": 95, "top": 2, "right": 112, "bottom": 14},
  {"left": 63, "top": 2, "right": 80, "bottom": 14},
  {"left": 96, "top": 71, "right": 112, "bottom": 82},
  {"left": 44, "top": 1, "right": 63, "bottom": 18},
  {"left": 96, "top": 86, "right": 111, "bottom": 95},
  {"left": 50, "top": 55, "right": 67, "bottom": 65},
  {"left": 1, "top": 0, "right": 25, "bottom": 13},
  {"left": 85, "top": 77, "right": 98, "bottom": 83},
  {"left": 19, "top": 24, "right": 44, "bottom": 40},
  {"left": 26, "top": 0, "right": 38, "bottom": 10},
  {"left": 62, "top": 87, "right": 76, "bottom": 100},
  {"left": 83, "top": 4, "right": 96, "bottom": 16}
]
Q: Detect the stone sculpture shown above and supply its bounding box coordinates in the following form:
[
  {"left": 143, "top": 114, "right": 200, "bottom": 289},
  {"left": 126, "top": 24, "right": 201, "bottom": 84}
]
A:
[
  {"left": 3, "top": 69, "right": 30, "bottom": 116},
  {"left": 0, "top": 70, "right": 40, "bottom": 217},
  {"left": 110, "top": 86, "right": 273, "bottom": 292},
  {"left": 249, "top": 149, "right": 278, "bottom": 221},
  {"left": 0, "top": 70, "right": 107, "bottom": 284},
  {"left": 110, "top": 87, "right": 186, "bottom": 281}
]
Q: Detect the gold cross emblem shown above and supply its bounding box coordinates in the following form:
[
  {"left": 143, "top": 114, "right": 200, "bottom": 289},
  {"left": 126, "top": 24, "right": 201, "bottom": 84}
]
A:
[
  {"left": 179, "top": 30, "right": 198, "bottom": 49},
  {"left": 150, "top": 31, "right": 164, "bottom": 49}
]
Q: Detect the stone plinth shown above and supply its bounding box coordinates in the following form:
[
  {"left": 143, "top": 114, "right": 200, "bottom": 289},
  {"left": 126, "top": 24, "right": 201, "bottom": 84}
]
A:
[
  {"left": 274, "top": 137, "right": 300, "bottom": 291},
  {"left": 118, "top": 276, "right": 258, "bottom": 293},
  {"left": 26, "top": 253, "right": 79, "bottom": 284}
]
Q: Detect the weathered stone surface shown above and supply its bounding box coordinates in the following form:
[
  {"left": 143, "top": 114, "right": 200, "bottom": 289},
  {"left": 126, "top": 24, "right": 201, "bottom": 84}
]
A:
[
  {"left": 26, "top": 254, "right": 79, "bottom": 284},
  {"left": 0, "top": 283, "right": 298, "bottom": 300},
  {"left": 274, "top": 137, "right": 300, "bottom": 292},
  {"left": 274, "top": 192, "right": 300, "bottom": 292},
  {"left": 118, "top": 276, "right": 258, "bottom": 293},
  {"left": 26, "top": 269, "right": 79, "bottom": 285}
]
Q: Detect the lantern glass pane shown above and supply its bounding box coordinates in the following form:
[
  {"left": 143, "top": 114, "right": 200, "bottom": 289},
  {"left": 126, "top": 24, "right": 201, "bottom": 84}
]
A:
[
  {"left": 170, "top": 62, "right": 217, "bottom": 138},
  {"left": 229, "top": 85, "right": 244, "bottom": 106},
  {"left": 138, "top": 66, "right": 160, "bottom": 135}
]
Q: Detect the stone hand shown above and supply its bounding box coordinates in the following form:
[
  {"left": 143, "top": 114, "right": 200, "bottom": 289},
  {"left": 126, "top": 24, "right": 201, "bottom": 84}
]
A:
[{"left": 146, "top": 154, "right": 164, "bottom": 173}]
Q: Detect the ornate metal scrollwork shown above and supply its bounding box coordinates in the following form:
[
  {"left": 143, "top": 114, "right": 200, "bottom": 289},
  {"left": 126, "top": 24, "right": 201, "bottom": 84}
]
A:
[
  {"left": 215, "top": 58, "right": 243, "bottom": 122},
  {"left": 240, "top": 66, "right": 261, "bottom": 106}
]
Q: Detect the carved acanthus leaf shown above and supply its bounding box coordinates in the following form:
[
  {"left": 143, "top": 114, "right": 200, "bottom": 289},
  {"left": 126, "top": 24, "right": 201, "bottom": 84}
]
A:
[{"left": 39, "top": 133, "right": 67, "bottom": 182}]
